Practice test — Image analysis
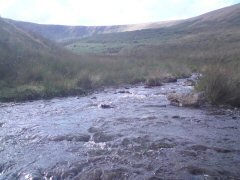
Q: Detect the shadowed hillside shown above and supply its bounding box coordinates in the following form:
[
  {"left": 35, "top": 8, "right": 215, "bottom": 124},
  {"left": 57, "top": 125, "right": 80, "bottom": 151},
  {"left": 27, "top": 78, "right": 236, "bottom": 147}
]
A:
[{"left": 0, "top": 17, "right": 88, "bottom": 101}]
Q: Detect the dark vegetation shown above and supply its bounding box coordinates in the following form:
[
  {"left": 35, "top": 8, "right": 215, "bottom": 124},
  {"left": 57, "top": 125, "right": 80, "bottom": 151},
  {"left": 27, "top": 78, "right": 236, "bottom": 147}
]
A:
[
  {"left": 197, "top": 63, "right": 240, "bottom": 107},
  {"left": 1, "top": 4, "right": 240, "bottom": 106}
]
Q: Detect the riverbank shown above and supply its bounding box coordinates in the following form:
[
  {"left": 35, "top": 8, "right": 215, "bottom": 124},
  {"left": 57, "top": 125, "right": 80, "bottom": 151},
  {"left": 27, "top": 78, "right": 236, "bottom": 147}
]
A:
[{"left": 0, "top": 73, "right": 191, "bottom": 103}]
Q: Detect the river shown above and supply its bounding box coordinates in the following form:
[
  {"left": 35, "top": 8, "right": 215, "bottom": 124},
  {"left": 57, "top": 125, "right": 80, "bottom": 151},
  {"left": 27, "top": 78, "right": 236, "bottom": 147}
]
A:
[{"left": 0, "top": 76, "right": 240, "bottom": 180}]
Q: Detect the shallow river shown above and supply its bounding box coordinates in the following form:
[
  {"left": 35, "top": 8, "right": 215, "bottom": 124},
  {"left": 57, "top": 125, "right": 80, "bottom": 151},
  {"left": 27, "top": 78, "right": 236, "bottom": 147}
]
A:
[{"left": 0, "top": 76, "right": 240, "bottom": 180}]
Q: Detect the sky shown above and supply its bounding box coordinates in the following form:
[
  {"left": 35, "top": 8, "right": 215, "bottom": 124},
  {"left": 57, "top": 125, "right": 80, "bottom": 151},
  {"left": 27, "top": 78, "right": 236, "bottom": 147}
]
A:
[{"left": 0, "top": 0, "right": 239, "bottom": 26}]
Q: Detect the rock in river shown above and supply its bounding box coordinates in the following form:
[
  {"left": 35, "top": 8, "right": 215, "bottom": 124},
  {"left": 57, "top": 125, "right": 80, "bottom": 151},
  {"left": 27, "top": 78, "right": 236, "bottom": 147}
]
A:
[
  {"left": 167, "top": 92, "right": 205, "bottom": 107},
  {"left": 184, "top": 79, "right": 196, "bottom": 86},
  {"left": 145, "top": 78, "right": 162, "bottom": 87},
  {"left": 49, "top": 134, "right": 90, "bottom": 142},
  {"left": 118, "top": 90, "right": 131, "bottom": 94},
  {"left": 98, "top": 104, "right": 114, "bottom": 109},
  {"left": 161, "top": 76, "right": 177, "bottom": 83},
  {"left": 92, "top": 132, "right": 113, "bottom": 142}
]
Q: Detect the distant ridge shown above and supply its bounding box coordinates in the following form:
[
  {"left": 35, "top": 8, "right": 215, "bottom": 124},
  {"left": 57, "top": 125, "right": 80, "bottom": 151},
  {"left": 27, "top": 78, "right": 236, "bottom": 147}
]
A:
[{"left": 5, "top": 18, "right": 182, "bottom": 42}]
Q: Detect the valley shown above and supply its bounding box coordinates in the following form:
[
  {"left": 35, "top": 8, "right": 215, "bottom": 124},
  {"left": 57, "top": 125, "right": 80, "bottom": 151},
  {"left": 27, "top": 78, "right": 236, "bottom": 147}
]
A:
[
  {"left": 0, "top": 2, "right": 240, "bottom": 179},
  {"left": 0, "top": 4, "right": 239, "bottom": 105}
]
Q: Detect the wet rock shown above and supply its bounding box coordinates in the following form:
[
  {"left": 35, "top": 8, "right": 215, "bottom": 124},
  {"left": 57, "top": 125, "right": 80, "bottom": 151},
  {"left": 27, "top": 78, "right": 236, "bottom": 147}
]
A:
[
  {"left": 167, "top": 92, "right": 205, "bottom": 107},
  {"left": 189, "top": 145, "right": 209, "bottom": 152},
  {"left": 132, "top": 163, "right": 145, "bottom": 168},
  {"left": 162, "top": 76, "right": 177, "bottom": 83},
  {"left": 180, "top": 150, "right": 198, "bottom": 157},
  {"left": 76, "top": 168, "right": 102, "bottom": 180},
  {"left": 145, "top": 78, "right": 162, "bottom": 87},
  {"left": 187, "top": 167, "right": 208, "bottom": 175},
  {"left": 93, "top": 132, "right": 113, "bottom": 143},
  {"left": 172, "top": 115, "right": 180, "bottom": 119},
  {"left": 88, "top": 127, "right": 101, "bottom": 133},
  {"left": 184, "top": 166, "right": 218, "bottom": 176},
  {"left": 121, "top": 138, "right": 131, "bottom": 146},
  {"left": 117, "top": 90, "right": 131, "bottom": 94},
  {"left": 0, "top": 122, "right": 4, "bottom": 127},
  {"left": 49, "top": 134, "right": 90, "bottom": 142},
  {"left": 150, "top": 142, "right": 175, "bottom": 150},
  {"left": 19, "top": 169, "right": 43, "bottom": 180},
  {"left": 98, "top": 104, "right": 114, "bottom": 109},
  {"left": 91, "top": 96, "right": 97, "bottom": 99},
  {"left": 143, "top": 104, "right": 167, "bottom": 108},
  {"left": 184, "top": 79, "right": 196, "bottom": 86},
  {"left": 44, "top": 162, "right": 87, "bottom": 179},
  {"left": 133, "top": 135, "right": 150, "bottom": 145},
  {"left": 213, "top": 147, "right": 233, "bottom": 153},
  {"left": 148, "top": 176, "right": 163, "bottom": 180},
  {"left": 101, "top": 168, "right": 129, "bottom": 180}
]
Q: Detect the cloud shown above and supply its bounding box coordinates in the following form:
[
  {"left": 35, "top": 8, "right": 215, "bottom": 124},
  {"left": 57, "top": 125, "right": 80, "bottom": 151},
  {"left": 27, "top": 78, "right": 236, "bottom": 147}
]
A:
[{"left": 0, "top": 0, "right": 238, "bottom": 25}]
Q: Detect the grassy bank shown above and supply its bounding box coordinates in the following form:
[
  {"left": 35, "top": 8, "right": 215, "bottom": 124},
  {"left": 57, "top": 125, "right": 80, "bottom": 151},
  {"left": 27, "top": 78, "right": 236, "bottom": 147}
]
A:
[
  {"left": 197, "top": 62, "right": 240, "bottom": 107},
  {"left": 0, "top": 53, "right": 193, "bottom": 102}
]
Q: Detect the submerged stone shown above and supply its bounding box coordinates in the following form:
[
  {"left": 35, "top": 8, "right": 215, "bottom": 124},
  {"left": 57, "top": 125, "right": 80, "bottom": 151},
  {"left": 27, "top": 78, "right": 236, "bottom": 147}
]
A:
[
  {"left": 92, "top": 132, "right": 113, "bottom": 143},
  {"left": 98, "top": 104, "right": 114, "bottom": 109},
  {"left": 49, "top": 134, "right": 90, "bottom": 142}
]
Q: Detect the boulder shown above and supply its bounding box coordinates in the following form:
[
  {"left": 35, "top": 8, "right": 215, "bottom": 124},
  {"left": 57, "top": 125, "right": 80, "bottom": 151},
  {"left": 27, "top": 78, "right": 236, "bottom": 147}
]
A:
[
  {"left": 49, "top": 134, "right": 90, "bottom": 142},
  {"left": 184, "top": 79, "right": 196, "bottom": 86},
  {"left": 167, "top": 92, "right": 205, "bottom": 107},
  {"left": 117, "top": 90, "right": 131, "bottom": 94},
  {"left": 162, "top": 76, "right": 177, "bottom": 83},
  {"left": 98, "top": 104, "right": 114, "bottom": 109},
  {"left": 76, "top": 168, "right": 103, "bottom": 180},
  {"left": 93, "top": 132, "right": 113, "bottom": 142},
  {"left": 0, "top": 122, "right": 4, "bottom": 127},
  {"left": 145, "top": 78, "right": 162, "bottom": 87}
]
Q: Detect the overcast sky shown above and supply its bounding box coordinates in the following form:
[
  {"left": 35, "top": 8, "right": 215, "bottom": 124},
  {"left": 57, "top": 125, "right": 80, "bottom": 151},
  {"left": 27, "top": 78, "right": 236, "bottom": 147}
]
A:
[{"left": 0, "top": 0, "right": 239, "bottom": 26}]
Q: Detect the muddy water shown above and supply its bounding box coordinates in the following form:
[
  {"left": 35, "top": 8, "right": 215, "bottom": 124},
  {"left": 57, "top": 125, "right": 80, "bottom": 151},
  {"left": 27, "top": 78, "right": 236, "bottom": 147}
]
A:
[{"left": 0, "top": 76, "right": 240, "bottom": 180}]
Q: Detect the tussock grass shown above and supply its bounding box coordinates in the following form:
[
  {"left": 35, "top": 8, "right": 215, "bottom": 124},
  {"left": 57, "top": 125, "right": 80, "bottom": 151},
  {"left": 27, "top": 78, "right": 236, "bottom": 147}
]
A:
[
  {"left": 0, "top": 52, "right": 192, "bottom": 102},
  {"left": 197, "top": 64, "right": 240, "bottom": 107}
]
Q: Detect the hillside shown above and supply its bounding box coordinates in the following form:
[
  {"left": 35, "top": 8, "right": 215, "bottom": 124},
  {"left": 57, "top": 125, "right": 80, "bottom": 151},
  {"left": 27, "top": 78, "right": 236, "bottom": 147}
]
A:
[
  {"left": 1, "top": 4, "right": 240, "bottom": 105},
  {"left": 65, "top": 3, "right": 240, "bottom": 58},
  {"left": 6, "top": 19, "right": 182, "bottom": 43},
  {"left": 0, "top": 16, "right": 196, "bottom": 102},
  {"left": 0, "top": 17, "right": 187, "bottom": 102},
  {"left": 64, "top": 3, "right": 240, "bottom": 106},
  {"left": 0, "top": 17, "right": 90, "bottom": 101}
]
